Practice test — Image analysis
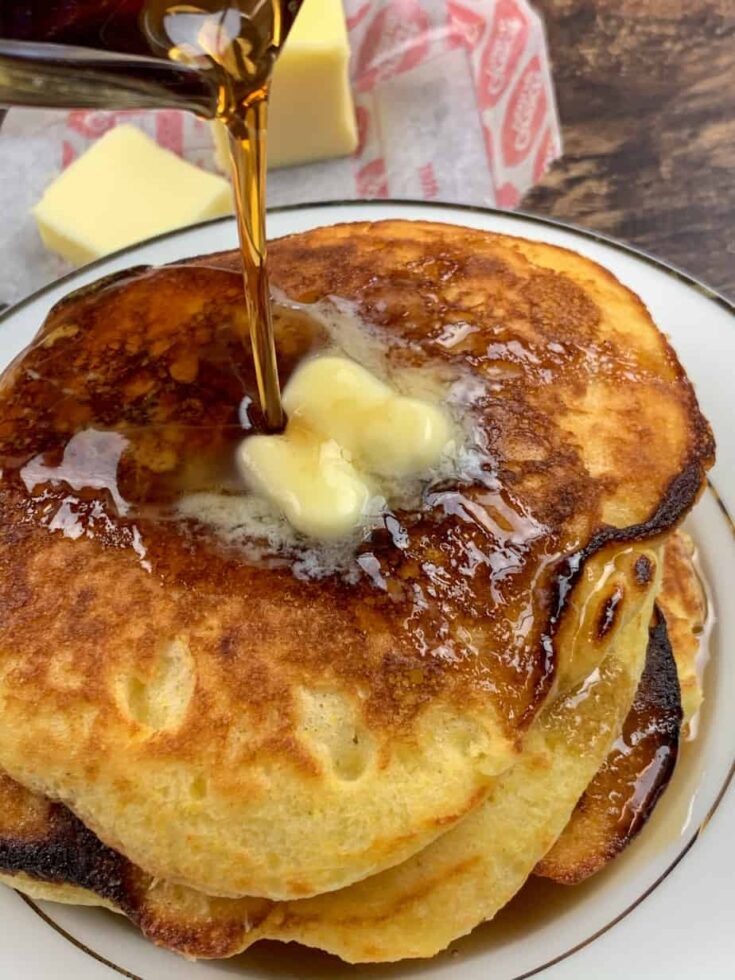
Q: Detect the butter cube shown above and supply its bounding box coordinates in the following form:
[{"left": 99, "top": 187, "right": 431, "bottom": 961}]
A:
[
  {"left": 34, "top": 124, "right": 233, "bottom": 265},
  {"left": 284, "top": 356, "right": 453, "bottom": 478},
  {"left": 238, "top": 433, "right": 371, "bottom": 539},
  {"left": 213, "top": 0, "right": 357, "bottom": 169},
  {"left": 269, "top": 0, "right": 358, "bottom": 166},
  {"left": 239, "top": 356, "right": 453, "bottom": 540},
  {"left": 360, "top": 397, "right": 453, "bottom": 478},
  {"left": 283, "top": 355, "right": 392, "bottom": 452}
]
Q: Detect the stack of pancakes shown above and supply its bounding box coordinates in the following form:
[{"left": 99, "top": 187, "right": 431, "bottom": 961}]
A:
[{"left": 0, "top": 221, "right": 714, "bottom": 962}]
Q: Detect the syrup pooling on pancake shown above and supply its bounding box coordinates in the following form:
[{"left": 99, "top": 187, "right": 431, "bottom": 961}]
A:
[
  {"left": 0, "top": 222, "right": 714, "bottom": 901},
  {"left": 0, "top": 262, "right": 565, "bottom": 727},
  {"left": 0, "top": 261, "right": 570, "bottom": 897}
]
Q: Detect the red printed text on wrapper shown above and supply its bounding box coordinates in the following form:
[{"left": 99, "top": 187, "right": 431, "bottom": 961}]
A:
[
  {"left": 501, "top": 55, "right": 547, "bottom": 167},
  {"left": 356, "top": 158, "right": 390, "bottom": 197},
  {"left": 533, "top": 126, "right": 557, "bottom": 183},
  {"left": 355, "top": 0, "right": 432, "bottom": 92},
  {"left": 479, "top": 0, "right": 529, "bottom": 109},
  {"left": 446, "top": 2, "right": 487, "bottom": 51}
]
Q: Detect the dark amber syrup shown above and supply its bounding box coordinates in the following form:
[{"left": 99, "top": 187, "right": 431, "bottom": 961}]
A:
[{"left": 1, "top": 0, "right": 304, "bottom": 430}]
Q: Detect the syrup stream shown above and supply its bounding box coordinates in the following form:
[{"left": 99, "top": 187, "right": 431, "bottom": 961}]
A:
[{"left": 228, "top": 99, "right": 284, "bottom": 430}]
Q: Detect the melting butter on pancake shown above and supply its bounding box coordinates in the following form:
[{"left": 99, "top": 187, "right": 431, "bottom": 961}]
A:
[
  {"left": 235, "top": 354, "right": 455, "bottom": 539},
  {"left": 0, "top": 222, "right": 713, "bottom": 902}
]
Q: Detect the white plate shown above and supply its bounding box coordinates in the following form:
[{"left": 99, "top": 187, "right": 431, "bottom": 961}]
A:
[{"left": 0, "top": 202, "right": 733, "bottom": 980}]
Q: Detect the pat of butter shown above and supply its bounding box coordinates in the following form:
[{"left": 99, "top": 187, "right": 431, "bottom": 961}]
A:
[
  {"left": 238, "top": 356, "right": 453, "bottom": 539},
  {"left": 213, "top": 0, "right": 357, "bottom": 169},
  {"left": 34, "top": 125, "right": 233, "bottom": 266},
  {"left": 239, "top": 433, "right": 371, "bottom": 539},
  {"left": 284, "top": 356, "right": 453, "bottom": 478}
]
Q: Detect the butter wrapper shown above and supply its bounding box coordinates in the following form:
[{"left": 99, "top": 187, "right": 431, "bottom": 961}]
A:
[{"left": 339, "top": 0, "right": 561, "bottom": 208}]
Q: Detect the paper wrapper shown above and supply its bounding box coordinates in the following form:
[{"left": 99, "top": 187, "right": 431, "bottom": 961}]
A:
[{"left": 0, "top": 0, "right": 560, "bottom": 305}]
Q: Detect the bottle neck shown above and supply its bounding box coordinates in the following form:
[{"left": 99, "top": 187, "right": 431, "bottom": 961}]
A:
[{"left": 0, "top": 40, "right": 219, "bottom": 116}]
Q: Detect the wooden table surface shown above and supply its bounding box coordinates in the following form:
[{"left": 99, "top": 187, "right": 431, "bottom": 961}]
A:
[{"left": 526, "top": 0, "right": 735, "bottom": 299}]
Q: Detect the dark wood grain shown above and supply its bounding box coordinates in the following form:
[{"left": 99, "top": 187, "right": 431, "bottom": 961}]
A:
[{"left": 525, "top": 0, "right": 735, "bottom": 298}]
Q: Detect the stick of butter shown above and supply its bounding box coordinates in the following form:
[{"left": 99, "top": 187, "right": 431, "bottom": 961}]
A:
[
  {"left": 33, "top": 125, "right": 233, "bottom": 265},
  {"left": 213, "top": 0, "right": 358, "bottom": 170}
]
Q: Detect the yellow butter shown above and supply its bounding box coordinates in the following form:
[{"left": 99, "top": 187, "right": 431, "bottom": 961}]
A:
[
  {"left": 361, "top": 396, "right": 454, "bottom": 478},
  {"left": 213, "top": 0, "right": 357, "bottom": 170},
  {"left": 283, "top": 355, "right": 390, "bottom": 451},
  {"left": 238, "top": 432, "right": 371, "bottom": 539},
  {"left": 34, "top": 125, "right": 233, "bottom": 265},
  {"left": 284, "top": 356, "right": 453, "bottom": 478},
  {"left": 238, "top": 356, "right": 453, "bottom": 539}
]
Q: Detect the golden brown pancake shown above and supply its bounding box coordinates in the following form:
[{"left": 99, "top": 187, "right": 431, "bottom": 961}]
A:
[
  {"left": 0, "top": 770, "right": 270, "bottom": 957},
  {"left": 536, "top": 607, "right": 681, "bottom": 884},
  {"left": 0, "top": 521, "right": 705, "bottom": 961},
  {"left": 537, "top": 530, "right": 706, "bottom": 884},
  {"left": 0, "top": 221, "right": 714, "bottom": 901},
  {"left": 0, "top": 570, "right": 656, "bottom": 960}
]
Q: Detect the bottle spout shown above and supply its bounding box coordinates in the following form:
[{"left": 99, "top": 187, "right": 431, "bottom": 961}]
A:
[{"left": 0, "top": 40, "right": 219, "bottom": 116}]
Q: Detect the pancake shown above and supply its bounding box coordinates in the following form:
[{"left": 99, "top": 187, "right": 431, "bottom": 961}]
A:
[
  {"left": 0, "top": 221, "right": 714, "bottom": 901},
  {"left": 535, "top": 607, "right": 681, "bottom": 884},
  {"left": 537, "top": 530, "right": 705, "bottom": 884},
  {"left": 0, "top": 501, "right": 711, "bottom": 960},
  {"left": 0, "top": 547, "right": 658, "bottom": 960},
  {"left": 0, "top": 771, "right": 271, "bottom": 958},
  {"left": 0, "top": 490, "right": 707, "bottom": 960},
  {"left": 657, "top": 530, "right": 708, "bottom": 730}
]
